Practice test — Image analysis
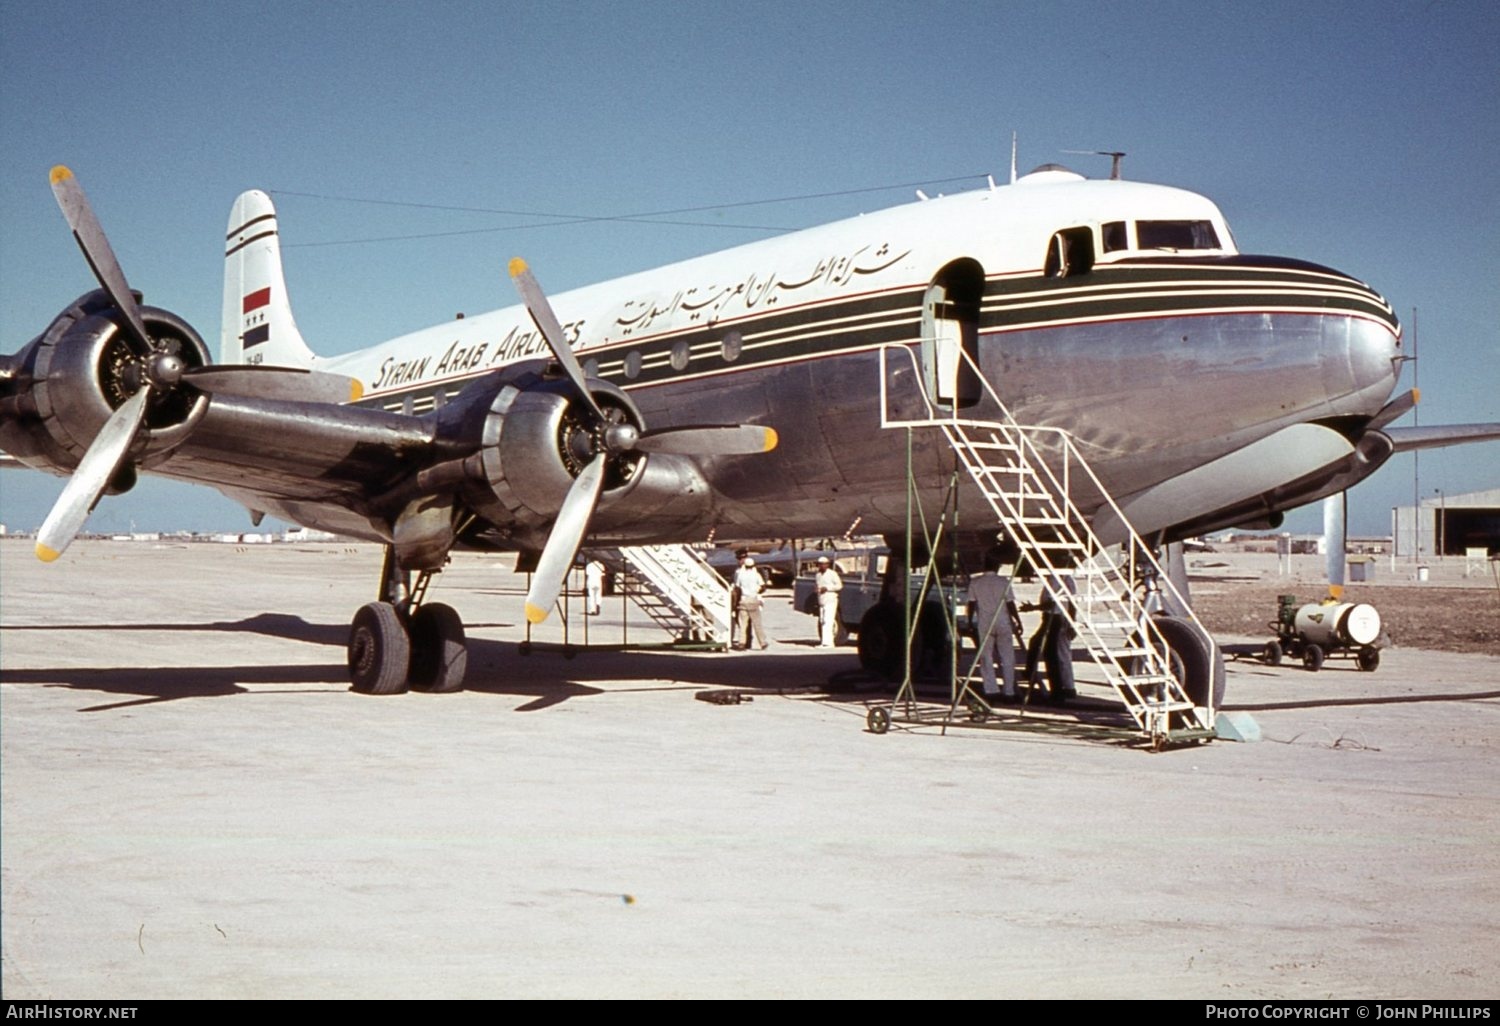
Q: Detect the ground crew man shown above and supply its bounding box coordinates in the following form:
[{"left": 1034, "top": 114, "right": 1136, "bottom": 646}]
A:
[
  {"left": 732, "top": 555, "right": 769, "bottom": 650},
  {"left": 814, "top": 555, "right": 843, "bottom": 648},
  {"left": 967, "top": 545, "right": 1020, "bottom": 702},
  {"left": 584, "top": 559, "right": 604, "bottom": 616}
]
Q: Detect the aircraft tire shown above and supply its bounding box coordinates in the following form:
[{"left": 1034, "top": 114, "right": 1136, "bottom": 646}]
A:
[
  {"left": 409, "top": 602, "right": 467, "bottom": 693},
  {"left": 857, "top": 602, "right": 905, "bottom": 682},
  {"left": 348, "top": 601, "right": 411, "bottom": 695},
  {"left": 1151, "top": 615, "right": 1226, "bottom": 708}
]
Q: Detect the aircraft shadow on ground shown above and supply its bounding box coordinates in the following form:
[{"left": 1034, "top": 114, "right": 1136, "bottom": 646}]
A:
[
  {"left": 3, "top": 612, "right": 513, "bottom": 646},
  {"left": 3, "top": 615, "right": 864, "bottom": 712}
]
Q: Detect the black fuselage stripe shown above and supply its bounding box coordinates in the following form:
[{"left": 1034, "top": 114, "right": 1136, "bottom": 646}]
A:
[{"left": 356, "top": 265, "right": 1394, "bottom": 407}]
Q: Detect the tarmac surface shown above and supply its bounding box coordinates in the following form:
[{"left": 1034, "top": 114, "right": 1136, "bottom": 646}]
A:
[{"left": 2, "top": 540, "right": 1497, "bottom": 999}]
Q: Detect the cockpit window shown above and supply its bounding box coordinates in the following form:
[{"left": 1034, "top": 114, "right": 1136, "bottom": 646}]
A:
[
  {"left": 1136, "top": 220, "right": 1220, "bottom": 251},
  {"left": 1101, "top": 221, "right": 1129, "bottom": 252}
]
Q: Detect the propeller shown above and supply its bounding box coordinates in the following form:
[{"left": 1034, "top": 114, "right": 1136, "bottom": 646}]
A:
[
  {"left": 36, "top": 388, "right": 149, "bottom": 561},
  {"left": 35, "top": 167, "right": 363, "bottom": 562},
  {"left": 508, "top": 258, "right": 778, "bottom": 622}
]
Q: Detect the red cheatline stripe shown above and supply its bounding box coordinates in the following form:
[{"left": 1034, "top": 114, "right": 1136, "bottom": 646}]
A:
[{"left": 242, "top": 287, "right": 272, "bottom": 313}]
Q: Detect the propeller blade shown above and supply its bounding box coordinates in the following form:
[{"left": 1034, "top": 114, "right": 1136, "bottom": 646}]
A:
[
  {"left": 1323, "top": 491, "right": 1347, "bottom": 599},
  {"left": 49, "top": 166, "right": 154, "bottom": 356},
  {"left": 508, "top": 258, "right": 606, "bottom": 424},
  {"left": 524, "top": 456, "right": 607, "bottom": 624},
  {"left": 183, "top": 365, "right": 363, "bottom": 404},
  {"left": 35, "top": 388, "right": 150, "bottom": 562},
  {"left": 634, "top": 424, "right": 779, "bottom": 456}
]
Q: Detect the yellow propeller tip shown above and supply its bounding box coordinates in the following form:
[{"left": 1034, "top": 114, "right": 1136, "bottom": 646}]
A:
[
  {"left": 508, "top": 257, "right": 529, "bottom": 278},
  {"left": 1327, "top": 585, "right": 1344, "bottom": 601},
  {"left": 524, "top": 603, "right": 550, "bottom": 625},
  {"left": 349, "top": 380, "right": 364, "bottom": 402},
  {"left": 35, "top": 543, "right": 61, "bottom": 563},
  {"left": 49, "top": 165, "right": 73, "bottom": 184},
  {"left": 1411, "top": 387, "right": 1420, "bottom": 405},
  {"left": 762, "top": 427, "right": 779, "bottom": 452}
]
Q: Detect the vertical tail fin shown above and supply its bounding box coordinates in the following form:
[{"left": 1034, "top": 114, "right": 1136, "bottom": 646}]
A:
[{"left": 221, "top": 190, "right": 317, "bottom": 368}]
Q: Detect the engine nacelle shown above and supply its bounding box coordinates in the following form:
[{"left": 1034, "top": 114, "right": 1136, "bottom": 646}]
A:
[
  {"left": 0, "top": 290, "right": 210, "bottom": 477},
  {"left": 425, "top": 364, "right": 713, "bottom": 547}
]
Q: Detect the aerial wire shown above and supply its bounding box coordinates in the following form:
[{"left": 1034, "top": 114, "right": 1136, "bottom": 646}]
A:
[{"left": 271, "top": 173, "right": 991, "bottom": 248}]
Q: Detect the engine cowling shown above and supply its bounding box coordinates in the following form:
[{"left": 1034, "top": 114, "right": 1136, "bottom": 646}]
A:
[
  {"left": 1, "top": 289, "right": 210, "bottom": 478},
  {"left": 416, "top": 365, "right": 711, "bottom": 550}
]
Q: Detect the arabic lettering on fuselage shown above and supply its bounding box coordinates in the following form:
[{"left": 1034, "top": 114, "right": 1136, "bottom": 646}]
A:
[
  {"left": 613, "top": 242, "right": 908, "bottom": 335},
  {"left": 368, "top": 241, "right": 909, "bottom": 392}
]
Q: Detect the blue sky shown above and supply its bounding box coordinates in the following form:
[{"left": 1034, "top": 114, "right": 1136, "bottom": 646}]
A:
[{"left": 1, "top": 0, "right": 1495, "bottom": 537}]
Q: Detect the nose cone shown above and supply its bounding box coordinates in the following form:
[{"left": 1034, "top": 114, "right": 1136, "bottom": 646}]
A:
[
  {"left": 1316, "top": 269, "right": 1402, "bottom": 418},
  {"left": 1343, "top": 307, "right": 1402, "bottom": 407}
]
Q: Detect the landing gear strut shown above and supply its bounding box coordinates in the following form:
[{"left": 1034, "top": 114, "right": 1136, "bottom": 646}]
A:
[{"left": 347, "top": 546, "right": 468, "bottom": 694}]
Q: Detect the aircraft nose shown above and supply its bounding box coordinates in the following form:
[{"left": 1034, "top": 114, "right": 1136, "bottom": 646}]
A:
[
  {"left": 1296, "top": 265, "right": 1401, "bottom": 415},
  {"left": 1345, "top": 308, "right": 1401, "bottom": 394}
]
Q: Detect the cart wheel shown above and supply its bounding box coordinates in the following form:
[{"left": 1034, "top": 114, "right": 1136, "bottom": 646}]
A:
[
  {"left": 1302, "top": 643, "right": 1324, "bottom": 672},
  {"left": 967, "top": 697, "right": 990, "bottom": 723},
  {"left": 867, "top": 706, "right": 891, "bottom": 735},
  {"left": 1357, "top": 646, "right": 1380, "bottom": 672},
  {"left": 1263, "top": 640, "right": 1283, "bottom": 666}
]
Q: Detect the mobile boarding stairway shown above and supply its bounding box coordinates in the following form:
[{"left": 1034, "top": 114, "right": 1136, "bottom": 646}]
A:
[
  {"left": 874, "top": 344, "right": 1219, "bottom": 748},
  {"left": 586, "top": 544, "right": 734, "bottom": 648}
]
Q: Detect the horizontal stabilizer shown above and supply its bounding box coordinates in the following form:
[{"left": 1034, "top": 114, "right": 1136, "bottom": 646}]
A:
[{"left": 1385, "top": 423, "right": 1500, "bottom": 452}]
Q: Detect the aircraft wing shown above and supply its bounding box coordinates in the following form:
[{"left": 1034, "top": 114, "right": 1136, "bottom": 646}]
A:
[{"left": 1, "top": 171, "right": 775, "bottom": 624}]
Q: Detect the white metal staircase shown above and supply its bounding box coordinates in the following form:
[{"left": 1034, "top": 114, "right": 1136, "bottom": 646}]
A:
[
  {"left": 588, "top": 545, "right": 734, "bottom": 645},
  {"left": 879, "top": 345, "right": 1217, "bottom": 743}
]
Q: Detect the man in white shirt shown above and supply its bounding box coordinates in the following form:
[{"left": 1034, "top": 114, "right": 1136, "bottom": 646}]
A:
[
  {"left": 967, "top": 544, "right": 1020, "bottom": 701},
  {"left": 584, "top": 559, "right": 604, "bottom": 616},
  {"left": 813, "top": 556, "right": 843, "bottom": 648},
  {"left": 732, "top": 555, "right": 769, "bottom": 650}
]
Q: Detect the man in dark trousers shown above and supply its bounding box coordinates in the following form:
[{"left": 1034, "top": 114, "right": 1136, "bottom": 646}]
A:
[{"left": 1025, "top": 570, "right": 1077, "bottom": 705}]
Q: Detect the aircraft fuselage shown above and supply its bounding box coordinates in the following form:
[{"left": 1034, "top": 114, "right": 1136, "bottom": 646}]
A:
[{"left": 297, "top": 169, "right": 1400, "bottom": 545}]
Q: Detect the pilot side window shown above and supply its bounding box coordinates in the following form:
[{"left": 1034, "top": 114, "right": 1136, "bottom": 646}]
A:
[
  {"left": 1102, "top": 221, "right": 1129, "bottom": 252},
  {"left": 1044, "top": 227, "right": 1095, "bottom": 278},
  {"left": 1136, "top": 220, "right": 1220, "bottom": 251}
]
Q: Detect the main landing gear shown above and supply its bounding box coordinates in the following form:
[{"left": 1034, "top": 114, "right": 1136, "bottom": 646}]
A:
[{"left": 347, "top": 546, "right": 468, "bottom": 694}]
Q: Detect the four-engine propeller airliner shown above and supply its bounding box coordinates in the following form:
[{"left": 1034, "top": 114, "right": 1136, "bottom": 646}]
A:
[{"left": 3, "top": 163, "right": 1495, "bottom": 694}]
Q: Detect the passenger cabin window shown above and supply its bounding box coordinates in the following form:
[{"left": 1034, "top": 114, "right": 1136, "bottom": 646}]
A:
[
  {"left": 1044, "top": 226, "right": 1095, "bottom": 278},
  {"left": 1135, "top": 220, "right": 1221, "bottom": 251}
]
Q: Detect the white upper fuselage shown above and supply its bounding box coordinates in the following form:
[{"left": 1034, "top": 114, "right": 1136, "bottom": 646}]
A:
[{"left": 320, "top": 172, "right": 1238, "bottom": 406}]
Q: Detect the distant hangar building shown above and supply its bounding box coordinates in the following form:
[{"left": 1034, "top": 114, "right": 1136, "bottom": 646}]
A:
[{"left": 1391, "top": 487, "right": 1500, "bottom": 559}]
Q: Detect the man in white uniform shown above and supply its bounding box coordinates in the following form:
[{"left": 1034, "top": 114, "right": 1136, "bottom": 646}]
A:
[
  {"left": 584, "top": 559, "right": 604, "bottom": 616},
  {"left": 814, "top": 556, "right": 843, "bottom": 648},
  {"left": 967, "top": 546, "right": 1020, "bottom": 702}
]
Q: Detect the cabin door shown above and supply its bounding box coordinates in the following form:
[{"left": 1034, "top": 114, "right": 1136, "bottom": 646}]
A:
[{"left": 921, "top": 261, "right": 983, "bottom": 408}]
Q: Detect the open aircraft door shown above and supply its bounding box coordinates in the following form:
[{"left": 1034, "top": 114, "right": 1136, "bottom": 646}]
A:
[{"left": 921, "top": 259, "right": 983, "bottom": 409}]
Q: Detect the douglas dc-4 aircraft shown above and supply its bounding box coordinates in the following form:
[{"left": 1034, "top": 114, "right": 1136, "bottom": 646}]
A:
[{"left": 3, "top": 164, "right": 1496, "bottom": 694}]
